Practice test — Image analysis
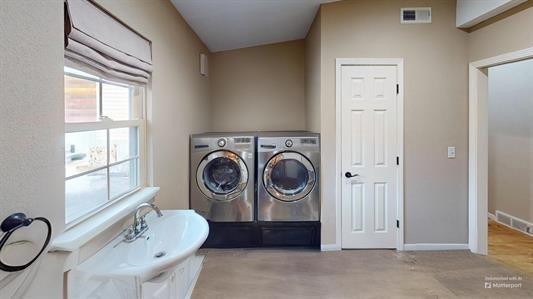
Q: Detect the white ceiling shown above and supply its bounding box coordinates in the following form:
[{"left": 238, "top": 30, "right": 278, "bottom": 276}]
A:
[{"left": 171, "top": 0, "right": 336, "bottom": 52}]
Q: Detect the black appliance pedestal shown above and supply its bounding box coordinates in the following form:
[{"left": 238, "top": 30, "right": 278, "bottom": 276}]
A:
[{"left": 202, "top": 221, "right": 320, "bottom": 248}]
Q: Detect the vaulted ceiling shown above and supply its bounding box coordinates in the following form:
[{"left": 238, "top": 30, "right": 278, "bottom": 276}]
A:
[{"left": 171, "top": 0, "right": 337, "bottom": 52}]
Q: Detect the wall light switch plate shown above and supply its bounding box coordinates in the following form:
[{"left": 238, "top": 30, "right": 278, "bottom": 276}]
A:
[
  {"left": 200, "top": 53, "right": 208, "bottom": 76},
  {"left": 447, "top": 146, "right": 456, "bottom": 159}
]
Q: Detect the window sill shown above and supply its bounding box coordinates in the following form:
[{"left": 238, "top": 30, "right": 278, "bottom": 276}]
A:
[{"left": 51, "top": 187, "right": 160, "bottom": 252}]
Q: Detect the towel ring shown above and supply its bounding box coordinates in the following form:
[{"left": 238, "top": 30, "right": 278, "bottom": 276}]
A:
[{"left": 0, "top": 213, "right": 52, "bottom": 272}]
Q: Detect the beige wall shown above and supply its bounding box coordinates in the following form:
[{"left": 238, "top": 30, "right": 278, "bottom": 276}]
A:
[
  {"left": 0, "top": 1, "right": 65, "bottom": 297},
  {"left": 467, "top": 4, "right": 533, "bottom": 222},
  {"left": 1, "top": 4, "right": 530, "bottom": 294},
  {"left": 95, "top": 0, "right": 211, "bottom": 210},
  {"left": 305, "top": 11, "right": 322, "bottom": 133},
  {"left": 315, "top": 0, "right": 470, "bottom": 245},
  {"left": 0, "top": 0, "right": 65, "bottom": 240},
  {"left": 1, "top": 0, "right": 210, "bottom": 296},
  {"left": 467, "top": 6, "right": 533, "bottom": 62},
  {"left": 488, "top": 59, "right": 533, "bottom": 222},
  {"left": 210, "top": 40, "right": 306, "bottom": 132}
]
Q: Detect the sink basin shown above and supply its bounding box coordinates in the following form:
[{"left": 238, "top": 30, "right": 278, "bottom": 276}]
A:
[{"left": 76, "top": 209, "right": 208, "bottom": 282}]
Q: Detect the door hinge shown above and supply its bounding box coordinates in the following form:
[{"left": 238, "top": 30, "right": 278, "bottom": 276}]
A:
[
  {"left": 396, "top": 156, "right": 399, "bottom": 165},
  {"left": 396, "top": 84, "right": 399, "bottom": 94},
  {"left": 396, "top": 220, "right": 400, "bottom": 228}
]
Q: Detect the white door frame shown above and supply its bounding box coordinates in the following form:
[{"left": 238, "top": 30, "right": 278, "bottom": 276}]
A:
[
  {"left": 468, "top": 47, "right": 533, "bottom": 255},
  {"left": 335, "top": 58, "right": 404, "bottom": 250}
]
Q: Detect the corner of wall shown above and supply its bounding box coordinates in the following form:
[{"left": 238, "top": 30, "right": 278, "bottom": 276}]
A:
[
  {"left": 466, "top": 4, "right": 533, "bottom": 62},
  {"left": 304, "top": 6, "right": 323, "bottom": 134}
]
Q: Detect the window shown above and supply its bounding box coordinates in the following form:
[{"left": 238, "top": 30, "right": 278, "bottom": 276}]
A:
[{"left": 64, "top": 66, "right": 146, "bottom": 224}]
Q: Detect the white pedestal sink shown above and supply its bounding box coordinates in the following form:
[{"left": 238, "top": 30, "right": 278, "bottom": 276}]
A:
[{"left": 69, "top": 210, "right": 209, "bottom": 299}]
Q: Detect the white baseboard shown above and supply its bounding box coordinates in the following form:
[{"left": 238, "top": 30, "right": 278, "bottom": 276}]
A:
[
  {"left": 321, "top": 243, "right": 341, "bottom": 251},
  {"left": 403, "top": 243, "right": 469, "bottom": 251},
  {"left": 488, "top": 212, "right": 496, "bottom": 221},
  {"left": 321, "top": 243, "right": 469, "bottom": 251}
]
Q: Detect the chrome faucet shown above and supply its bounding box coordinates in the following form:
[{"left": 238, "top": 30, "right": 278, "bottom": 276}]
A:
[{"left": 124, "top": 203, "right": 163, "bottom": 242}]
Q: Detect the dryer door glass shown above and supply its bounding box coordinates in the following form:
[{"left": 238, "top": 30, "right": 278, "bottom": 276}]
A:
[
  {"left": 204, "top": 157, "right": 241, "bottom": 193},
  {"left": 263, "top": 152, "right": 316, "bottom": 202},
  {"left": 197, "top": 151, "right": 248, "bottom": 201},
  {"left": 271, "top": 160, "right": 309, "bottom": 194}
]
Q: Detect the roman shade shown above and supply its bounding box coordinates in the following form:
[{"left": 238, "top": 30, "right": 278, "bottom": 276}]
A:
[{"left": 64, "top": 0, "right": 152, "bottom": 84}]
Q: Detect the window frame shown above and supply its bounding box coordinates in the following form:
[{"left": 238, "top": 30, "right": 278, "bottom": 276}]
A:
[{"left": 64, "top": 68, "right": 147, "bottom": 228}]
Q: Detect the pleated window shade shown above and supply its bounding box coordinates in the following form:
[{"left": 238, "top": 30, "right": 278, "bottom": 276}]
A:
[{"left": 65, "top": 0, "right": 152, "bottom": 84}]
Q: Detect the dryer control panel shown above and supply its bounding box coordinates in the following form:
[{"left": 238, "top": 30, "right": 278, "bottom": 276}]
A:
[
  {"left": 217, "top": 138, "right": 226, "bottom": 147},
  {"left": 191, "top": 135, "right": 254, "bottom": 152},
  {"left": 258, "top": 135, "right": 320, "bottom": 153},
  {"left": 285, "top": 139, "right": 293, "bottom": 148}
]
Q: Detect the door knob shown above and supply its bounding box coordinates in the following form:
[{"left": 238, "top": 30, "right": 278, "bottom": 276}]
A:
[{"left": 345, "top": 172, "right": 359, "bottom": 178}]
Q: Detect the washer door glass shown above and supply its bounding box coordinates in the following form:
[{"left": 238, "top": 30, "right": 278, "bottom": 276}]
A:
[
  {"left": 263, "top": 152, "right": 316, "bottom": 202},
  {"left": 197, "top": 151, "right": 248, "bottom": 201}
]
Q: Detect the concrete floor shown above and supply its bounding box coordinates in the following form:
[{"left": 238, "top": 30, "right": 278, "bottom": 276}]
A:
[{"left": 192, "top": 249, "right": 533, "bottom": 298}]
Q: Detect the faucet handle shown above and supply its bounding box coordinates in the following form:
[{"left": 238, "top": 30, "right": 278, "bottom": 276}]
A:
[
  {"left": 124, "top": 226, "right": 136, "bottom": 242},
  {"left": 139, "top": 216, "right": 148, "bottom": 230}
]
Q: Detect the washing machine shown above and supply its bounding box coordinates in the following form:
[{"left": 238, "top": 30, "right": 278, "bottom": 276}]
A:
[
  {"left": 190, "top": 133, "right": 255, "bottom": 222},
  {"left": 257, "top": 132, "right": 320, "bottom": 222}
]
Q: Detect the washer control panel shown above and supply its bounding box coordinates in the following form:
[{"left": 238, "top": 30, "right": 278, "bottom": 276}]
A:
[
  {"left": 217, "top": 138, "right": 226, "bottom": 147},
  {"left": 285, "top": 139, "right": 293, "bottom": 148}
]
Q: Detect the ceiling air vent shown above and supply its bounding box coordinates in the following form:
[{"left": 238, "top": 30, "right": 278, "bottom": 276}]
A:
[{"left": 401, "top": 7, "right": 431, "bottom": 24}]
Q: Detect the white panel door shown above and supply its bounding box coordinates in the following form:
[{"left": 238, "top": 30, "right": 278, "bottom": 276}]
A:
[{"left": 341, "top": 65, "right": 398, "bottom": 249}]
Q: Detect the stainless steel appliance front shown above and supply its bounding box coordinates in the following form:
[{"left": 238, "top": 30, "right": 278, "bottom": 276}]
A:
[
  {"left": 190, "top": 133, "right": 255, "bottom": 222},
  {"left": 257, "top": 132, "right": 320, "bottom": 222}
]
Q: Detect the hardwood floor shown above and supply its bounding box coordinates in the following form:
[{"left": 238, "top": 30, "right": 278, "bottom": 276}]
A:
[{"left": 488, "top": 219, "right": 533, "bottom": 275}]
